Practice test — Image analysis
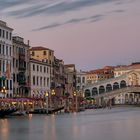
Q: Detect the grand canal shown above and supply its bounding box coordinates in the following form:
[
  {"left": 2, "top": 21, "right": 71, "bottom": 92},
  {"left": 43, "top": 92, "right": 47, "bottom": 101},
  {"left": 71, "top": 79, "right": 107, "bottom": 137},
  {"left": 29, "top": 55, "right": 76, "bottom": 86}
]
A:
[{"left": 0, "top": 107, "right": 140, "bottom": 140}]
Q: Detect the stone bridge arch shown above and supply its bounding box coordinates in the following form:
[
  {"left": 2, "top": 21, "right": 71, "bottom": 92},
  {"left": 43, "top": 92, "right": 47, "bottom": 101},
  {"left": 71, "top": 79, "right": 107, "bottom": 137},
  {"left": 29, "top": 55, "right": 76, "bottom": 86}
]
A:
[
  {"left": 92, "top": 87, "right": 98, "bottom": 96},
  {"left": 106, "top": 84, "right": 112, "bottom": 92},
  {"left": 120, "top": 80, "right": 127, "bottom": 88},
  {"left": 113, "top": 82, "right": 119, "bottom": 90},
  {"left": 85, "top": 89, "right": 91, "bottom": 97},
  {"left": 99, "top": 86, "right": 105, "bottom": 94}
]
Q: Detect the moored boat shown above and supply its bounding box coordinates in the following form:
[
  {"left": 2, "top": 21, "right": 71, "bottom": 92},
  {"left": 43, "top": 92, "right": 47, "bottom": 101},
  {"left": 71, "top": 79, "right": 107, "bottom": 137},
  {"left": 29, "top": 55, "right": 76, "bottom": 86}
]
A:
[
  {"left": 0, "top": 108, "right": 18, "bottom": 117},
  {"left": 28, "top": 106, "right": 64, "bottom": 114}
]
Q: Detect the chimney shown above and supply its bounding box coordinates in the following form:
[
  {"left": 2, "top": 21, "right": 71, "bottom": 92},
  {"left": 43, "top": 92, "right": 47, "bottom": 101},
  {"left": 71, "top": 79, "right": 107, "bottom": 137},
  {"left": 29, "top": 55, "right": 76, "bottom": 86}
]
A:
[{"left": 27, "top": 40, "right": 30, "bottom": 46}]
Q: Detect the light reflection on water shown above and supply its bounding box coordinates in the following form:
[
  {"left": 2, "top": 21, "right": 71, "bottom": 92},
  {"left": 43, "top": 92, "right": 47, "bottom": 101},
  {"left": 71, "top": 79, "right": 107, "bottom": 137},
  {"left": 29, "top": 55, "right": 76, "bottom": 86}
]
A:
[{"left": 0, "top": 107, "right": 140, "bottom": 140}]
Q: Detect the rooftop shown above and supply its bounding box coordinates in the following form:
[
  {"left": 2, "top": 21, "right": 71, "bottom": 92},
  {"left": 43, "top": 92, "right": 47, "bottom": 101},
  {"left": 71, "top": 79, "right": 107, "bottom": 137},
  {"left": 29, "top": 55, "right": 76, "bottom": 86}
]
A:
[
  {"left": 30, "top": 46, "right": 54, "bottom": 52},
  {"left": 0, "top": 20, "right": 13, "bottom": 31}
]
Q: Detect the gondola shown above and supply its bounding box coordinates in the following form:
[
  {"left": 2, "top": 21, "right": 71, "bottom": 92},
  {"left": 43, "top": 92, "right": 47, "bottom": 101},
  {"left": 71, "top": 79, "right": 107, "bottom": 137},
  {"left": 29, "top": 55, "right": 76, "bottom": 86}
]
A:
[
  {"left": 0, "top": 108, "right": 18, "bottom": 117},
  {"left": 28, "top": 106, "right": 64, "bottom": 114}
]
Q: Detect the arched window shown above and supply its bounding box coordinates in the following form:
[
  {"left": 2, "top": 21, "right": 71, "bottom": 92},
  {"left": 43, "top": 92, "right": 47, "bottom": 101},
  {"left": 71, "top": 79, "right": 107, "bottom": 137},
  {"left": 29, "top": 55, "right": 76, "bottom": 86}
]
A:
[
  {"left": 106, "top": 84, "right": 112, "bottom": 92},
  {"left": 120, "top": 80, "right": 127, "bottom": 88},
  {"left": 92, "top": 87, "right": 98, "bottom": 95},
  {"left": 113, "top": 82, "right": 119, "bottom": 90},
  {"left": 99, "top": 86, "right": 105, "bottom": 94}
]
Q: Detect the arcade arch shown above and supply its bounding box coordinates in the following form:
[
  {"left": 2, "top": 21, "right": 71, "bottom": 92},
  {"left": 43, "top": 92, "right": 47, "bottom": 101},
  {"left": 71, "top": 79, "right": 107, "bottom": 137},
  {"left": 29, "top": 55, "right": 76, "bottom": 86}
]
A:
[
  {"left": 92, "top": 87, "right": 98, "bottom": 96},
  {"left": 99, "top": 86, "right": 105, "bottom": 94}
]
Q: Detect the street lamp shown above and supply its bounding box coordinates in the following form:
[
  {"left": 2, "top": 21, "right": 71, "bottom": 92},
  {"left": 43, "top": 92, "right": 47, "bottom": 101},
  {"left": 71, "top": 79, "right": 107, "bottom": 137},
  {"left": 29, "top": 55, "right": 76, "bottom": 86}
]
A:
[
  {"left": 73, "top": 91, "right": 78, "bottom": 112},
  {"left": 51, "top": 89, "right": 55, "bottom": 108},
  {"left": 1, "top": 86, "right": 7, "bottom": 98},
  {"left": 51, "top": 89, "right": 55, "bottom": 96},
  {"left": 45, "top": 91, "right": 49, "bottom": 114}
]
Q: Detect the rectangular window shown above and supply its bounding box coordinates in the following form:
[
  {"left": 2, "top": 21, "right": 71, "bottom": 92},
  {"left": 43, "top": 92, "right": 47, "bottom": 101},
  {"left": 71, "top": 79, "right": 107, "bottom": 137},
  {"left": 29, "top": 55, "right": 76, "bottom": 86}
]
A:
[
  {"left": 37, "top": 65, "right": 39, "bottom": 71},
  {"left": 13, "top": 74, "right": 15, "bottom": 82},
  {"left": 49, "top": 51, "right": 51, "bottom": 56},
  {"left": 9, "top": 46, "right": 11, "bottom": 56},
  {"left": 47, "top": 67, "right": 48, "bottom": 73},
  {"left": 2, "top": 30, "right": 5, "bottom": 38},
  {"left": 0, "top": 29, "right": 1, "bottom": 37},
  {"left": 16, "top": 74, "right": 19, "bottom": 82},
  {"left": 33, "top": 64, "right": 35, "bottom": 71},
  {"left": 40, "top": 77, "right": 42, "bottom": 86},
  {"left": 43, "top": 51, "right": 46, "bottom": 55},
  {"left": 7, "top": 80, "right": 9, "bottom": 90},
  {"left": 6, "top": 31, "right": 8, "bottom": 39},
  {"left": 6, "top": 46, "right": 8, "bottom": 55},
  {"left": 13, "top": 58, "right": 15, "bottom": 67},
  {"left": 44, "top": 77, "right": 46, "bottom": 86},
  {"left": 37, "top": 76, "right": 39, "bottom": 86},
  {"left": 44, "top": 67, "right": 46, "bottom": 73},
  {"left": 47, "top": 78, "right": 49, "bottom": 87},
  {"left": 16, "top": 59, "right": 18, "bottom": 68},
  {"left": 32, "top": 51, "right": 35, "bottom": 56},
  {"left": 10, "top": 80, "right": 12, "bottom": 90},
  {"left": 33, "top": 76, "right": 35, "bottom": 85},
  {"left": 0, "top": 44, "right": 1, "bottom": 54},
  {"left": 82, "top": 77, "right": 85, "bottom": 83},
  {"left": 3, "top": 45, "right": 4, "bottom": 55},
  {"left": 3, "top": 61, "right": 5, "bottom": 72},
  {"left": 9, "top": 33, "right": 12, "bottom": 40},
  {"left": 40, "top": 66, "right": 42, "bottom": 72}
]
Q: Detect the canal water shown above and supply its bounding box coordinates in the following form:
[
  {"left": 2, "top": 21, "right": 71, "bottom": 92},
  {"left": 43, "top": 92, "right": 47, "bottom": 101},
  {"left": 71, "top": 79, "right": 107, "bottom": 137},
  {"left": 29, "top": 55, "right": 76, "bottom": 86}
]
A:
[{"left": 0, "top": 107, "right": 140, "bottom": 140}]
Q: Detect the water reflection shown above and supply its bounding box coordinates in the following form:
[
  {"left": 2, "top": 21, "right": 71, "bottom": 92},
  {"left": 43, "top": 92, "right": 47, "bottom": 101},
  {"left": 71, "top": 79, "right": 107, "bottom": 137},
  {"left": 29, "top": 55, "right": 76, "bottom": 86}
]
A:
[
  {"left": 0, "top": 107, "right": 140, "bottom": 140},
  {"left": 0, "top": 119, "right": 9, "bottom": 140}
]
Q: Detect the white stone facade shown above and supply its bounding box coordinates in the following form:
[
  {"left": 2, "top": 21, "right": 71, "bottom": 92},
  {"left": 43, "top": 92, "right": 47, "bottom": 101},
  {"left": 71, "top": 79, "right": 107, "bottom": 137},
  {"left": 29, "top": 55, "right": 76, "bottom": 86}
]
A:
[
  {"left": 0, "top": 20, "right": 13, "bottom": 98},
  {"left": 76, "top": 71, "right": 87, "bottom": 90},
  {"left": 30, "top": 59, "right": 51, "bottom": 98}
]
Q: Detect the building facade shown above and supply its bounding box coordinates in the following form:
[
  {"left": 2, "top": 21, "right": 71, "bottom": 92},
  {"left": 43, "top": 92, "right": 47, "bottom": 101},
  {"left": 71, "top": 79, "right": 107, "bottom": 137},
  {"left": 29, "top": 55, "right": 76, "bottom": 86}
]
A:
[
  {"left": 53, "top": 57, "right": 65, "bottom": 97},
  {"left": 64, "top": 64, "right": 76, "bottom": 97},
  {"left": 29, "top": 58, "right": 51, "bottom": 98},
  {"left": 86, "top": 66, "right": 114, "bottom": 85},
  {"left": 76, "top": 70, "right": 87, "bottom": 97},
  {"left": 0, "top": 20, "right": 13, "bottom": 98},
  {"left": 29, "top": 46, "right": 54, "bottom": 65},
  {"left": 29, "top": 47, "right": 54, "bottom": 89},
  {"left": 13, "top": 36, "right": 30, "bottom": 97},
  {"left": 114, "top": 63, "right": 140, "bottom": 104}
]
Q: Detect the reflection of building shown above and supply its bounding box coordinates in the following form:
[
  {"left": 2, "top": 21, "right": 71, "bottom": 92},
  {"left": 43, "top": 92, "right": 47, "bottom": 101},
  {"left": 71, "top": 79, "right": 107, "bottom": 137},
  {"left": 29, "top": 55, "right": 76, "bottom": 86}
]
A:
[
  {"left": 13, "top": 36, "right": 30, "bottom": 97},
  {"left": 29, "top": 58, "right": 50, "bottom": 98},
  {"left": 0, "top": 20, "right": 13, "bottom": 98}
]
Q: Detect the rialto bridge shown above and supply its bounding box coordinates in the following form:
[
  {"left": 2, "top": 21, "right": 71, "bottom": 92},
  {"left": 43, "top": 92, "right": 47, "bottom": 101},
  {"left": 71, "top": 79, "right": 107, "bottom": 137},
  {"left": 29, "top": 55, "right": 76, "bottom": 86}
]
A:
[{"left": 84, "top": 71, "right": 140, "bottom": 105}]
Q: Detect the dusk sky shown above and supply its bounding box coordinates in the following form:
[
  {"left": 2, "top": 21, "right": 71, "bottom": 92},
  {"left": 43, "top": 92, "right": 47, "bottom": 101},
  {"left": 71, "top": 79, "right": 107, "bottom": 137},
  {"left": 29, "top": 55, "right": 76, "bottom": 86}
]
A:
[{"left": 0, "top": 0, "right": 140, "bottom": 71}]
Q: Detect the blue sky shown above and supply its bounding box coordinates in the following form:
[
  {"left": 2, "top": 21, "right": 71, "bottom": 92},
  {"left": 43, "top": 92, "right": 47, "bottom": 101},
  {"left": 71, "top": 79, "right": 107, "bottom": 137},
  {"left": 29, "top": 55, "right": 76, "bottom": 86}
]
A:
[{"left": 0, "top": 0, "right": 140, "bottom": 70}]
